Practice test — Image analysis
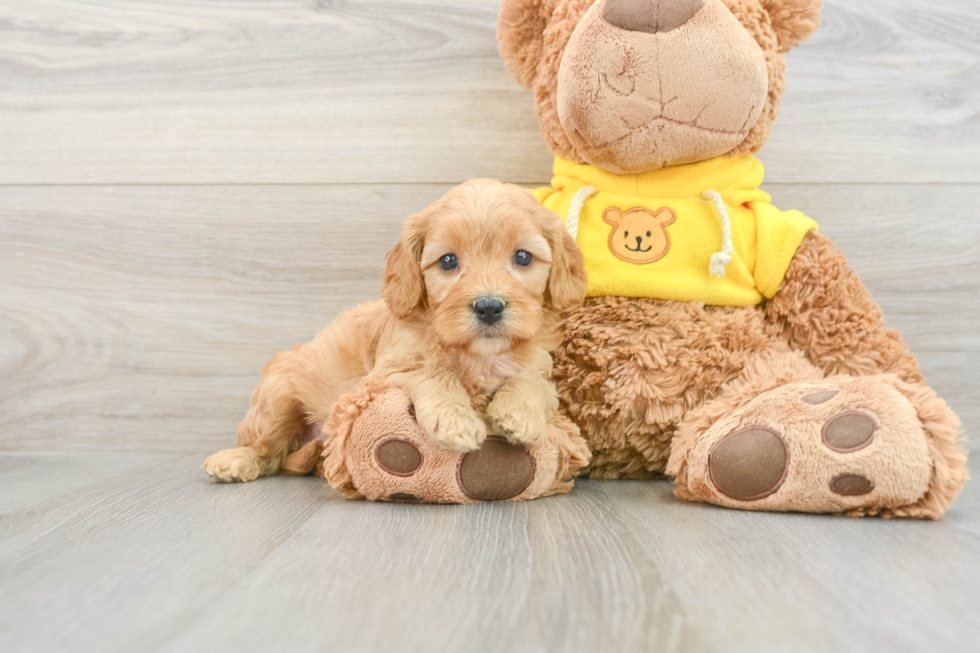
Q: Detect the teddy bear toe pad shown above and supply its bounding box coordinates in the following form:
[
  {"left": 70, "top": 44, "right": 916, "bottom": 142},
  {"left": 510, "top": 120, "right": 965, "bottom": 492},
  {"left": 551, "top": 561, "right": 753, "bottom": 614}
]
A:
[
  {"left": 821, "top": 412, "right": 876, "bottom": 452},
  {"left": 689, "top": 377, "right": 932, "bottom": 514},
  {"left": 829, "top": 473, "right": 874, "bottom": 497},
  {"left": 375, "top": 439, "right": 423, "bottom": 476}
]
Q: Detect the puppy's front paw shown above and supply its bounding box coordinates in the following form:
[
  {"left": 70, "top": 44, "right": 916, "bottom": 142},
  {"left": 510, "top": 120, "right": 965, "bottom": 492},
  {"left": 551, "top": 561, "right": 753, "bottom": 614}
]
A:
[
  {"left": 417, "top": 403, "right": 488, "bottom": 451},
  {"left": 487, "top": 394, "right": 547, "bottom": 446},
  {"left": 203, "top": 448, "right": 264, "bottom": 482}
]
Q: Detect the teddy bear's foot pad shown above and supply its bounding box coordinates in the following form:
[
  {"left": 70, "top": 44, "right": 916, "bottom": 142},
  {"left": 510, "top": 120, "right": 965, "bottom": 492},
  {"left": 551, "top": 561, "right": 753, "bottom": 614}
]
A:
[
  {"left": 707, "top": 427, "right": 788, "bottom": 501},
  {"left": 682, "top": 376, "right": 933, "bottom": 514},
  {"left": 457, "top": 437, "right": 535, "bottom": 501},
  {"left": 341, "top": 390, "right": 571, "bottom": 504}
]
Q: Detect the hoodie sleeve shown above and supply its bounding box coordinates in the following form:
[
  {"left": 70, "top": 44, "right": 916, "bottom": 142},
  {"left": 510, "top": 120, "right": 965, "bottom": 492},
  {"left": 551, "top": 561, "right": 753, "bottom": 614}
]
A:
[
  {"left": 531, "top": 186, "right": 556, "bottom": 206},
  {"left": 750, "top": 201, "right": 818, "bottom": 299}
]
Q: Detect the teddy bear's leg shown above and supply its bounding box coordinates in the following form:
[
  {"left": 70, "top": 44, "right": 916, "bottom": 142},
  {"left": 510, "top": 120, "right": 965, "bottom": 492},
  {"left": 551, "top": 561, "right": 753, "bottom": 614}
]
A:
[
  {"left": 765, "top": 231, "right": 925, "bottom": 383},
  {"left": 322, "top": 381, "right": 590, "bottom": 503},
  {"left": 667, "top": 350, "right": 967, "bottom": 519}
]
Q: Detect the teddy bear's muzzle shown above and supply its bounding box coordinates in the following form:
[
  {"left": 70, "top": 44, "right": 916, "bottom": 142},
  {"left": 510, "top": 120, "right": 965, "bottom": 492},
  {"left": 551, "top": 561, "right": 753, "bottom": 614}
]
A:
[{"left": 556, "top": 0, "right": 769, "bottom": 174}]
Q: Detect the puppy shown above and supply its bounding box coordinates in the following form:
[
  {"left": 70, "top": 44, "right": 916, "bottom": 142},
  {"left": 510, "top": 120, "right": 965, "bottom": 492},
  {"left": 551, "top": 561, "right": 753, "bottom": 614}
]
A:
[{"left": 204, "top": 180, "right": 587, "bottom": 482}]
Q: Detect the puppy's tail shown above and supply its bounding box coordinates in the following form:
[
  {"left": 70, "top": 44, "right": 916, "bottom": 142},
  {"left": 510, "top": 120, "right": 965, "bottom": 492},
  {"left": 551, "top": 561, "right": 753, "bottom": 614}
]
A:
[{"left": 280, "top": 439, "right": 324, "bottom": 476}]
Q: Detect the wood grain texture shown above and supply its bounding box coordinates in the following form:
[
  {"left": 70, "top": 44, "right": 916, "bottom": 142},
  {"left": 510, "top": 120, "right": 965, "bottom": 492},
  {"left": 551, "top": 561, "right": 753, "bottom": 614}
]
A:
[
  {"left": 0, "top": 453, "right": 976, "bottom": 653},
  {"left": 0, "top": 0, "right": 977, "bottom": 185},
  {"left": 1, "top": 184, "right": 977, "bottom": 453}
]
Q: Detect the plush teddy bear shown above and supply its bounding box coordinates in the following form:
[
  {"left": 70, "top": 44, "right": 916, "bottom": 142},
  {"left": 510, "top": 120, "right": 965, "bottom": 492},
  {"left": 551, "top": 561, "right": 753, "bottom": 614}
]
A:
[{"left": 491, "top": 0, "right": 968, "bottom": 518}]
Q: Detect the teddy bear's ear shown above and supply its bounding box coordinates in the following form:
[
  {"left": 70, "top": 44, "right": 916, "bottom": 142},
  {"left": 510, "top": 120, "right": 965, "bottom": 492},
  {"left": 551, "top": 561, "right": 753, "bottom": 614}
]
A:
[
  {"left": 498, "top": 0, "right": 561, "bottom": 89},
  {"left": 762, "top": 0, "right": 823, "bottom": 51}
]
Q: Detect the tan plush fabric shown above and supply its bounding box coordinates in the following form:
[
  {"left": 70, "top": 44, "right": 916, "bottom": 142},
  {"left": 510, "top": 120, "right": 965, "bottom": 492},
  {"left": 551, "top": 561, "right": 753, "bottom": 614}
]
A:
[
  {"left": 319, "top": 379, "right": 591, "bottom": 504},
  {"left": 557, "top": 0, "right": 770, "bottom": 173},
  {"left": 498, "top": 0, "right": 821, "bottom": 173}
]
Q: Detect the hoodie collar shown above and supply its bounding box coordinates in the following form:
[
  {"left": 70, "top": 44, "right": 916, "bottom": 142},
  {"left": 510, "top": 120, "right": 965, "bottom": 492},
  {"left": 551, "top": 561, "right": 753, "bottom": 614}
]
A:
[{"left": 553, "top": 154, "right": 769, "bottom": 202}]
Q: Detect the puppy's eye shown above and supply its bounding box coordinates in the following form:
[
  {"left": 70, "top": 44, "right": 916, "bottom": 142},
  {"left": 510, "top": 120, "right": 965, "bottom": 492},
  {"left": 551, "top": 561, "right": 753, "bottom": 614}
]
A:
[
  {"left": 439, "top": 254, "right": 458, "bottom": 271},
  {"left": 646, "top": 231, "right": 651, "bottom": 237},
  {"left": 624, "top": 231, "right": 629, "bottom": 238},
  {"left": 513, "top": 250, "right": 533, "bottom": 267}
]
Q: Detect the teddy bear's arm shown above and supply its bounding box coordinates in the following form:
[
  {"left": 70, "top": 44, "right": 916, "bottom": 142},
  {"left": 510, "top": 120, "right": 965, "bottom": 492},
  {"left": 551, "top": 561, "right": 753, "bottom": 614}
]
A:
[{"left": 765, "top": 231, "right": 924, "bottom": 384}]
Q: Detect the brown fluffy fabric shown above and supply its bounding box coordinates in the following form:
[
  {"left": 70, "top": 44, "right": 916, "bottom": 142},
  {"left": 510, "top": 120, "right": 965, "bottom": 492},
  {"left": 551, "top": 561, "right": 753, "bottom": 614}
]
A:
[
  {"left": 498, "top": 0, "right": 562, "bottom": 89},
  {"left": 759, "top": 0, "right": 823, "bottom": 51},
  {"left": 553, "top": 297, "right": 774, "bottom": 478},
  {"left": 765, "top": 231, "right": 925, "bottom": 384}
]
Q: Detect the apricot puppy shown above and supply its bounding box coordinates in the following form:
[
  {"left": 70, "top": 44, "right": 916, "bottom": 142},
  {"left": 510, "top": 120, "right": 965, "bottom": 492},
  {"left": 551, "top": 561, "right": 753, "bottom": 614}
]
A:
[{"left": 204, "top": 180, "right": 587, "bottom": 482}]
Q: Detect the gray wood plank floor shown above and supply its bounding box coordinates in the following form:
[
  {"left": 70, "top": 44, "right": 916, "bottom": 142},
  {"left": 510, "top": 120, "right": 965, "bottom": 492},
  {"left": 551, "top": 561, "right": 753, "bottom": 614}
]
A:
[
  {"left": 1, "top": 0, "right": 977, "bottom": 651},
  {"left": 0, "top": 453, "right": 977, "bottom": 653}
]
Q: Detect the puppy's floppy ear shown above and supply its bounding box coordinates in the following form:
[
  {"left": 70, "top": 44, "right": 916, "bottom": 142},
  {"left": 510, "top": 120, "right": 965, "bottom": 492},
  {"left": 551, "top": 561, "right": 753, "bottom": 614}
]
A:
[
  {"left": 381, "top": 211, "right": 428, "bottom": 319},
  {"left": 498, "top": 0, "right": 561, "bottom": 89},
  {"left": 762, "top": 0, "right": 823, "bottom": 51},
  {"left": 537, "top": 206, "right": 588, "bottom": 312}
]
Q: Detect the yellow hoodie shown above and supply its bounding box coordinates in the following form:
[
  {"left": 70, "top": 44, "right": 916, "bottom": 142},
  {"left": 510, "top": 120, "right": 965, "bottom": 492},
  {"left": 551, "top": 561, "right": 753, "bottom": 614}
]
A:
[{"left": 534, "top": 155, "right": 817, "bottom": 306}]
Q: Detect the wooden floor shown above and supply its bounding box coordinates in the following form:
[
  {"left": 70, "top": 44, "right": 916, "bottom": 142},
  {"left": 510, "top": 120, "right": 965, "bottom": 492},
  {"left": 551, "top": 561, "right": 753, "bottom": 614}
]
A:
[{"left": 1, "top": 1, "right": 978, "bottom": 651}]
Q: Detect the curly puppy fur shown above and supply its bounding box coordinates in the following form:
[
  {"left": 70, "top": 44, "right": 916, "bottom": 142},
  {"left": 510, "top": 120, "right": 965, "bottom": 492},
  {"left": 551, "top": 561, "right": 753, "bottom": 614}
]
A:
[{"left": 204, "top": 181, "right": 587, "bottom": 483}]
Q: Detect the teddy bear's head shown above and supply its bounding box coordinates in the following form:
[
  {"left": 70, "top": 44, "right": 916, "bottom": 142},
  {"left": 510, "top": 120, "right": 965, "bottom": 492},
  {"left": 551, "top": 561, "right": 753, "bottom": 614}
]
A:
[{"left": 498, "top": 0, "right": 822, "bottom": 174}]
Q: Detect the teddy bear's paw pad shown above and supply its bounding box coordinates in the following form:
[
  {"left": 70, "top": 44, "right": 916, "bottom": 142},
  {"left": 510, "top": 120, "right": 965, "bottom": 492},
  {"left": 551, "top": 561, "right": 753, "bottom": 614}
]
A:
[
  {"left": 375, "top": 438, "right": 423, "bottom": 476},
  {"left": 456, "top": 436, "right": 535, "bottom": 501},
  {"left": 821, "top": 411, "right": 876, "bottom": 453},
  {"left": 802, "top": 389, "right": 838, "bottom": 405},
  {"left": 683, "top": 376, "right": 934, "bottom": 514},
  {"left": 707, "top": 427, "right": 788, "bottom": 501},
  {"left": 829, "top": 473, "right": 874, "bottom": 497}
]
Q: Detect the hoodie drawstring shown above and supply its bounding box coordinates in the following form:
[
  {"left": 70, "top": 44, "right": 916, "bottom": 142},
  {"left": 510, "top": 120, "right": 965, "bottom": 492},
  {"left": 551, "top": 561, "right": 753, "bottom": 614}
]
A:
[
  {"left": 703, "top": 190, "right": 733, "bottom": 278},
  {"left": 566, "top": 185, "right": 597, "bottom": 241}
]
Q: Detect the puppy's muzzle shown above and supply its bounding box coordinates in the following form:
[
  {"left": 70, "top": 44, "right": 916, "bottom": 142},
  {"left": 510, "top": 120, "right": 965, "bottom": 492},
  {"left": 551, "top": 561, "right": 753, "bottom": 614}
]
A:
[{"left": 472, "top": 296, "right": 506, "bottom": 326}]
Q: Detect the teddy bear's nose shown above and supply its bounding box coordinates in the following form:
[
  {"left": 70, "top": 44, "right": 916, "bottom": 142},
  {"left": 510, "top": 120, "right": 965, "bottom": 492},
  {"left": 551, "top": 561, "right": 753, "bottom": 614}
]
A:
[{"left": 602, "top": 0, "right": 704, "bottom": 34}]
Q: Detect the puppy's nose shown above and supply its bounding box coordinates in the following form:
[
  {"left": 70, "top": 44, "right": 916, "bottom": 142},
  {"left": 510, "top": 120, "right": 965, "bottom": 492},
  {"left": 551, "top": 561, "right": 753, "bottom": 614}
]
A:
[
  {"left": 472, "top": 297, "right": 506, "bottom": 325},
  {"left": 602, "top": 0, "right": 703, "bottom": 34},
  {"left": 636, "top": 236, "right": 644, "bottom": 247}
]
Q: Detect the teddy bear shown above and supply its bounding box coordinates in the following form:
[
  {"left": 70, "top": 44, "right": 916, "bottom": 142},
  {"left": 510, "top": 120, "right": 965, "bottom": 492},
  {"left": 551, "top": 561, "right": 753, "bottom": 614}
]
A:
[
  {"left": 490, "top": 0, "right": 968, "bottom": 517},
  {"left": 305, "top": 0, "right": 966, "bottom": 516}
]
